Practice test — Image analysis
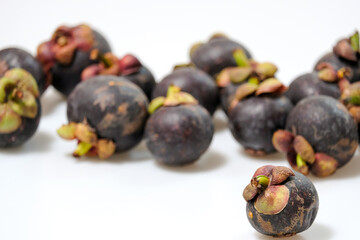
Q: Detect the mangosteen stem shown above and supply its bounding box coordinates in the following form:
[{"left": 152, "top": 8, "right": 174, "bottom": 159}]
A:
[
  {"left": 248, "top": 77, "right": 259, "bottom": 85},
  {"left": 166, "top": 85, "right": 181, "bottom": 97},
  {"left": 0, "top": 77, "right": 17, "bottom": 103},
  {"left": 350, "top": 31, "right": 359, "bottom": 52},
  {"left": 99, "top": 54, "right": 112, "bottom": 68},
  {"left": 73, "top": 141, "right": 93, "bottom": 157},
  {"left": 296, "top": 154, "right": 307, "bottom": 168},
  {"left": 233, "top": 49, "right": 250, "bottom": 67},
  {"left": 252, "top": 175, "right": 269, "bottom": 190}
]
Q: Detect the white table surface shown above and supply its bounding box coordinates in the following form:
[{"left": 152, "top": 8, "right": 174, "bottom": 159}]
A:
[{"left": 1, "top": 0, "right": 359, "bottom": 239}]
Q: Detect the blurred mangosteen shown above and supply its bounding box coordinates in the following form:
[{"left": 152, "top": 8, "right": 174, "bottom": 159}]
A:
[
  {"left": 273, "top": 95, "right": 358, "bottom": 177},
  {"left": 57, "top": 75, "right": 148, "bottom": 159},
  {"left": 243, "top": 165, "right": 319, "bottom": 237},
  {"left": 0, "top": 48, "right": 46, "bottom": 95},
  {"left": 190, "top": 33, "right": 252, "bottom": 77},
  {"left": 82, "top": 53, "right": 156, "bottom": 100},
  {"left": 0, "top": 68, "right": 41, "bottom": 147},
  {"left": 228, "top": 78, "right": 292, "bottom": 155},
  {"left": 152, "top": 66, "right": 218, "bottom": 115},
  {"left": 145, "top": 86, "right": 214, "bottom": 166},
  {"left": 37, "top": 24, "right": 111, "bottom": 96}
]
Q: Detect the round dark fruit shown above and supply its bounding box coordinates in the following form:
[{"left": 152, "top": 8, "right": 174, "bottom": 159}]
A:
[
  {"left": 273, "top": 95, "right": 358, "bottom": 177},
  {"left": 286, "top": 72, "right": 341, "bottom": 105},
  {"left": 37, "top": 24, "right": 111, "bottom": 96},
  {"left": 190, "top": 34, "right": 251, "bottom": 77},
  {"left": 82, "top": 53, "right": 156, "bottom": 100},
  {"left": 58, "top": 75, "right": 148, "bottom": 159},
  {"left": 243, "top": 165, "right": 319, "bottom": 237},
  {"left": 229, "top": 96, "right": 293, "bottom": 155},
  {"left": 145, "top": 86, "right": 214, "bottom": 165},
  {"left": 152, "top": 67, "right": 218, "bottom": 115},
  {"left": 0, "top": 48, "right": 46, "bottom": 95},
  {"left": 0, "top": 68, "right": 41, "bottom": 147}
]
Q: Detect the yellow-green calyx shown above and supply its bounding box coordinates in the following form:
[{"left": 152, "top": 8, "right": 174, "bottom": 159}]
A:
[
  {"left": 0, "top": 68, "right": 39, "bottom": 134},
  {"left": 57, "top": 121, "right": 116, "bottom": 159},
  {"left": 148, "top": 85, "right": 198, "bottom": 114},
  {"left": 254, "top": 175, "right": 269, "bottom": 189}
]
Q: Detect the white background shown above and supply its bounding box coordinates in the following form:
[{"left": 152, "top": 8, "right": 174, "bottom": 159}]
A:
[{"left": 0, "top": 0, "right": 359, "bottom": 239}]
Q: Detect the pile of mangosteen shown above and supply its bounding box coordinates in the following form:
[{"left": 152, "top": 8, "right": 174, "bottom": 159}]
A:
[{"left": 1, "top": 24, "right": 360, "bottom": 237}]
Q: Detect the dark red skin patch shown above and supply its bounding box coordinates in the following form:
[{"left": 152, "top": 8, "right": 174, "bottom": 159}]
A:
[
  {"left": 51, "top": 30, "right": 111, "bottom": 97},
  {"left": 229, "top": 96, "right": 293, "bottom": 154},
  {"left": 286, "top": 96, "right": 358, "bottom": 168},
  {"left": 0, "top": 48, "right": 46, "bottom": 95},
  {"left": 0, "top": 99, "right": 41, "bottom": 148},
  {"left": 190, "top": 37, "right": 252, "bottom": 77},
  {"left": 124, "top": 66, "right": 156, "bottom": 100},
  {"left": 246, "top": 172, "right": 319, "bottom": 237},
  {"left": 151, "top": 67, "right": 218, "bottom": 115},
  {"left": 314, "top": 52, "right": 360, "bottom": 83},
  {"left": 67, "top": 76, "right": 148, "bottom": 153},
  {"left": 285, "top": 72, "right": 340, "bottom": 105},
  {"left": 219, "top": 81, "right": 245, "bottom": 115},
  {"left": 145, "top": 104, "right": 214, "bottom": 166}
]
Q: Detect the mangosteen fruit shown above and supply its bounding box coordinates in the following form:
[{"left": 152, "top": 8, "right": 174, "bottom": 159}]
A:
[
  {"left": 314, "top": 31, "right": 360, "bottom": 83},
  {"left": 243, "top": 165, "right": 319, "bottom": 237},
  {"left": 0, "top": 68, "right": 41, "bottom": 147},
  {"left": 82, "top": 53, "right": 156, "bottom": 100},
  {"left": 190, "top": 33, "right": 251, "bottom": 77},
  {"left": 37, "top": 24, "right": 111, "bottom": 96},
  {"left": 0, "top": 48, "right": 46, "bottom": 95},
  {"left": 228, "top": 78, "right": 292, "bottom": 155},
  {"left": 57, "top": 75, "right": 148, "bottom": 159},
  {"left": 216, "top": 49, "right": 278, "bottom": 114},
  {"left": 273, "top": 95, "right": 358, "bottom": 177},
  {"left": 152, "top": 67, "right": 218, "bottom": 115},
  {"left": 145, "top": 86, "right": 214, "bottom": 166}
]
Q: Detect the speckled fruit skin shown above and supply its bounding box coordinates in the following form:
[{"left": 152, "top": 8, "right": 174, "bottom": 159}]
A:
[
  {"left": 246, "top": 172, "right": 319, "bottom": 237},
  {"left": 152, "top": 67, "right": 218, "bottom": 115},
  {"left": 52, "top": 30, "right": 111, "bottom": 96},
  {"left": 229, "top": 96, "right": 293, "bottom": 153},
  {"left": 67, "top": 75, "right": 148, "bottom": 152},
  {"left": 286, "top": 96, "right": 358, "bottom": 168},
  {"left": 191, "top": 37, "right": 252, "bottom": 77},
  {"left": 145, "top": 104, "right": 214, "bottom": 165},
  {"left": 285, "top": 72, "right": 340, "bottom": 105},
  {"left": 314, "top": 52, "right": 360, "bottom": 83},
  {"left": 124, "top": 66, "right": 156, "bottom": 100},
  {"left": 0, "top": 99, "right": 41, "bottom": 148},
  {"left": 0, "top": 48, "right": 45, "bottom": 95}
]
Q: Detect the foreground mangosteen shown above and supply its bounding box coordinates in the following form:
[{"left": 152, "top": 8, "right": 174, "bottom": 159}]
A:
[
  {"left": 228, "top": 78, "right": 292, "bottom": 155},
  {"left": 190, "top": 33, "right": 251, "bottom": 77},
  {"left": 37, "top": 24, "right": 111, "bottom": 96},
  {"left": 243, "top": 165, "right": 319, "bottom": 237},
  {"left": 82, "top": 53, "right": 156, "bottom": 100},
  {"left": 0, "top": 68, "right": 41, "bottom": 147},
  {"left": 0, "top": 48, "right": 46, "bottom": 95},
  {"left": 216, "top": 49, "right": 278, "bottom": 114},
  {"left": 57, "top": 75, "right": 148, "bottom": 159},
  {"left": 145, "top": 86, "right": 214, "bottom": 166},
  {"left": 314, "top": 31, "right": 360, "bottom": 83},
  {"left": 273, "top": 95, "right": 358, "bottom": 177},
  {"left": 152, "top": 67, "right": 218, "bottom": 115}
]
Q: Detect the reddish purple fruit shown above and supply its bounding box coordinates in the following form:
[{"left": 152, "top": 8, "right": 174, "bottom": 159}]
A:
[
  {"left": 145, "top": 86, "right": 214, "bottom": 165},
  {"left": 190, "top": 34, "right": 251, "bottom": 77},
  {"left": 58, "top": 75, "right": 148, "bottom": 159},
  {"left": 0, "top": 68, "right": 41, "bottom": 147},
  {"left": 152, "top": 67, "right": 218, "bottom": 115},
  {"left": 243, "top": 165, "right": 319, "bottom": 237},
  {"left": 37, "top": 24, "right": 111, "bottom": 96},
  {"left": 0, "top": 48, "right": 46, "bottom": 95}
]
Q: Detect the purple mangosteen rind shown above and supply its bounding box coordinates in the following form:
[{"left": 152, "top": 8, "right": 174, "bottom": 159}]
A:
[
  {"left": 229, "top": 95, "right": 293, "bottom": 155},
  {"left": 245, "top": 170, "right": 319, "bottom": 237},
  {"left": 123, "top": 65, "right": 156, "bottom": 100},
  {"left": 37, "top": 24, "right": 111, "bottom": 96},
  {"left": 285, "top": 96, "right": 358, "bottom": 169},
  {"left": 151, "top": 67, "right": 218, "bottom": 115},
  {"left": 145, "top": 104, "right": 214, "bottom": 166},
  {"left": 66, "top": 75, "right": 148, "bottom": 155},
  {"left": 190, "top": 35, "right": 252, "bottom": 77}
]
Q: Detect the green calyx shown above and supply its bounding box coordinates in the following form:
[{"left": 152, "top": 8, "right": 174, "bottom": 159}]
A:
[
  {"left": 0, "top": 68, "right": 39, "bottom": 133},
  {"left": 148, "top": 85, "right": 198, "bottom": 114},
  {"left": 350, "top": 31, "right": 359, "bottom": 52},
  {"left": 296, "top": 154, "right": 307, "bottom": 168},
  {"left": 233, "top": 49, "right": 250, "bottom": 67}
]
